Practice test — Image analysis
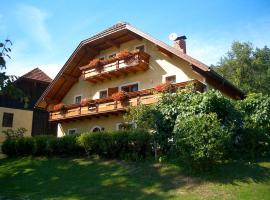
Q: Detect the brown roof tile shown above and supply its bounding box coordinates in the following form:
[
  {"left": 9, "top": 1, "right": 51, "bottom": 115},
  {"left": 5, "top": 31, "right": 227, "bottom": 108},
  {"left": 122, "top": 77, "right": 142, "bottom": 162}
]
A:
[{"left": 21, "top": 68, "right": 52, "bottom": 83}]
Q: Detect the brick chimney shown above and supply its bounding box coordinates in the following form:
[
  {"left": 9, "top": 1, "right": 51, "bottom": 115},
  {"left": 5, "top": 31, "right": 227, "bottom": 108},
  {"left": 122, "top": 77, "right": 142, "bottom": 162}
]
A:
[{"left": 173, "top": 35, "right": 187, "bottom": 54}]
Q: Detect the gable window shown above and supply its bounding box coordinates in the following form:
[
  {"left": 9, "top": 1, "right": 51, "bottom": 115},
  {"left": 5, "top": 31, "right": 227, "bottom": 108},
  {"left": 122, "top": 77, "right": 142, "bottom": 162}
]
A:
[
  {"left": 108, "top": 53, "right": 116, "bottom": 59},
  {"left": 120, "top": 83, "right": 139, "bottom": 92},
  {"left": 2, "top": 112, "right": 13, "bottom": 127},
  {"left": 68, "top": 128, "right": 77, "bottom": 135},
  {"left": 99, "top": 90, "right": 108, "bottom": 99},
  {"left": 74, "top": 95, "right": 82, "bottom": 104},
  {"left": 165, "top": 75, "right": 176, "bottom": 84},
  {"left": 135, "top": 45, "right": 145, "bottom": 52}
]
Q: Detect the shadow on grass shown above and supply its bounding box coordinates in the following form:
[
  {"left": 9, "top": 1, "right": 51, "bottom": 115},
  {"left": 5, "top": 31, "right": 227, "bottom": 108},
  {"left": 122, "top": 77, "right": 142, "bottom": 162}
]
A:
[
  {"left": 0, "top": 156, "right": 192, "bottom": 200},
  {"left": 0, "top": 156, "right": 269, "bottom": 200}
]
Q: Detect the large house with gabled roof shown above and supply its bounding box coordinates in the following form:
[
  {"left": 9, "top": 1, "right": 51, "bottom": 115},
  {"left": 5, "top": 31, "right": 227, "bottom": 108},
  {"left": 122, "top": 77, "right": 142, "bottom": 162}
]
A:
[{"left": 35, "top": 22, "right": 244, "bottom": 136}]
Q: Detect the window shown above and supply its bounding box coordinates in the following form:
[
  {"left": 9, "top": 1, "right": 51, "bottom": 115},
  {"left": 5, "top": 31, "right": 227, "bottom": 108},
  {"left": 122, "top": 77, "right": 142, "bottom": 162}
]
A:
[
  {"left": 98, "top": 56, "right": 105, "bottom": 60},
  {"left": 165, "top": 75, "right": 176, "bottom": 84},
  {"left": 135, "top": 45, "right": 145, "bottom": 52},
  {"left": 116, "top": 122, "right": 136, "bottom": 130},
  {"left": 2, "top": 112, "right": 13, "bottom": 127},
  {"left": 68, "top": 128, "right": 77, "bottom": 135},
  {"left": 99, "top": 90, "right": 108, "bottom": 99},
  {"left": 74, "top": 95, "right": 82, "bottom": 104},
  {"left": 121, "top": 83, "right": 139, "bottom": 92},
  {"left": 91, "top": 126, "right": 104, "bottom": 132},
  {"left": 108, "top": 53, "right": 116, "bottom": 59}
]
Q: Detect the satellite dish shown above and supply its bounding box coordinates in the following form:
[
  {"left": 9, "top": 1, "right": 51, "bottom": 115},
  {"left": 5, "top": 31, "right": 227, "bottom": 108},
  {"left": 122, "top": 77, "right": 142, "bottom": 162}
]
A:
[{"left": 169, "top": 33, "right": 178, "bottom": 41}]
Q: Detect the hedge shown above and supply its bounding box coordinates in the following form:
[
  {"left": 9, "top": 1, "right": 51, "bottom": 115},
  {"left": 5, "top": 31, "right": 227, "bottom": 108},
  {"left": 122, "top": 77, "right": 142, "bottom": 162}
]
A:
[{"left": 2, "top": 129, "right": 152, "bottom": 160}]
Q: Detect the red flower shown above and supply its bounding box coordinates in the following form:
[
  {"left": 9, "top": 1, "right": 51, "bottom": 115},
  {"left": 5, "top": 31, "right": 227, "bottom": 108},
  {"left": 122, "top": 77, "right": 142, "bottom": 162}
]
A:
[
  {"left": 154, "top": 82, "right": 174, "bottom": 93},
  {"left": 111, "top": 91, "right": 128, "bottom": 101}
]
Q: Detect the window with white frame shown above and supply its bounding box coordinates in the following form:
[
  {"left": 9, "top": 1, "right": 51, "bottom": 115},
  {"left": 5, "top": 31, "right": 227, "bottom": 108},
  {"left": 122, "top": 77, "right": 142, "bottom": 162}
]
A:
[
  {"left": 68, "top": 128, "right": 77, "bottom": 135},
  {"left": 91, "top": 126, "right": 104, "bottom": 132},
  {"left": 108, "top": 53, "right": 116, "bottom": 59},
  {"left": 74, "top": 95, "right": 82, "bottom": 104},
  {"left": 120, "top": 83, "right": 139, "bottom": 92},
  {"left": 165, "top": 75, "right": 176, "bottom": 84},
  {"left": 99, "top": 90, "right": 108, "bottom": 99},
  {"left": 135, "top": 45, "right": 145, "bottom": 52}
]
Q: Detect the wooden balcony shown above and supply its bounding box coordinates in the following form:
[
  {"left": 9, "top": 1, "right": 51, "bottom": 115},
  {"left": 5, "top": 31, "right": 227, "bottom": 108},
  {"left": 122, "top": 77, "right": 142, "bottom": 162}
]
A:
[
  {"left": 49, "top": 80, "right": 205, "bottom": 122},
  {"left": 80, "top": 51, "right": 150, "bottom": 83}
]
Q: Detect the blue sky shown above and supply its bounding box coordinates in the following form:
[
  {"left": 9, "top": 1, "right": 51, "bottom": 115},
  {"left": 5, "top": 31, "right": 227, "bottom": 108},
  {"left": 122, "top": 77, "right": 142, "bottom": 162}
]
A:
[{"left": 1, "top": 0, "right": 270, "bottom": 78}]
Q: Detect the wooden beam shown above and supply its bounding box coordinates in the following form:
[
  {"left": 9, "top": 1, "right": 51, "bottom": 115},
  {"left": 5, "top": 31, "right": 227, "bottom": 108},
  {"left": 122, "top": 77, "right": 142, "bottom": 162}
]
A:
[
  {"left": 62, "top": 73, "right": 78, "bottom": 82},
  {"left": 128, "top": 32, "right": 143, "bottom": 41},
  {"left": 157, "top": 46, "right": 173, "bottom": 58},
  {"left": 86, "top": 45, "right": 99, "bottom": 55},
  {"left": 106, "top": 39, "right": 120, "bottom": 48}
]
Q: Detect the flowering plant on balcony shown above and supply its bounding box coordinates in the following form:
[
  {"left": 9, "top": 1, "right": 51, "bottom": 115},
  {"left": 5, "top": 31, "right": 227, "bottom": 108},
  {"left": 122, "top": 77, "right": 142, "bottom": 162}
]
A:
[
  {"left": 116, "top": 49, "right": 132, "bottom": 60},
  {"left": 53, "top": 103, "right": 67, "bottom": 113},
  {"left": 89, "top": 58, "right": 104, "bottom": 73},
  {"left": 80, "top": 98, "right": 90, "bottom": 106},
  {"left": 154, "top": 82, "right": 175, "bottom": 93},
  {"left": 111, "top": 91, "right": 128, "bottom": 101}
]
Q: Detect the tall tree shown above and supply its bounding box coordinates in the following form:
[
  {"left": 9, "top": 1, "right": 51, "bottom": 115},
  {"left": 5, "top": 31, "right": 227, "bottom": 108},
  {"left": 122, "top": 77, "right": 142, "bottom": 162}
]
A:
[
  {"left": 0, "top": 39, "right": 28, "bottom": 106},
  {"left": 214, "top": 42, "right": 270, "bottom": 94}
]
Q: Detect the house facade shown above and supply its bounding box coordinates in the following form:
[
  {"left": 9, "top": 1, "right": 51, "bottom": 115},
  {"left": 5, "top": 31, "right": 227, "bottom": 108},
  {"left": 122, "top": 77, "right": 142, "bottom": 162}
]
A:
[
  {"left": 36, "top": 23, "right": 244, "bottom": 137},
  {"left": 0, "top": 68, "right": 57, "bottom": 142}
]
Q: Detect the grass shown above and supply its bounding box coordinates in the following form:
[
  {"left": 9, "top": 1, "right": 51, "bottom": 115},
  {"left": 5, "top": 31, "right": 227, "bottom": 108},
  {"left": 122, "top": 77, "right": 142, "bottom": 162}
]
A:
[{"left": 0, "top": 156, "right": 269, "bottom": 200}]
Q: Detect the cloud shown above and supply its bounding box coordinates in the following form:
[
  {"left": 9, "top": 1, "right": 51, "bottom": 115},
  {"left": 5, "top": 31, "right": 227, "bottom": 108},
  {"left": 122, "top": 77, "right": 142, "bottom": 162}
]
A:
[{"left": 16, "top": 4, "right": 52, "bottom": 50}]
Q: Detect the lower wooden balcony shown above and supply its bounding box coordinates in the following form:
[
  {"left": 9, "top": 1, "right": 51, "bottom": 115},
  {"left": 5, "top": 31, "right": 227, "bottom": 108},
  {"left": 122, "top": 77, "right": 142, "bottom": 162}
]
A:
[{"left": 49, "top": 80, "right": 205, "bottom": 122}]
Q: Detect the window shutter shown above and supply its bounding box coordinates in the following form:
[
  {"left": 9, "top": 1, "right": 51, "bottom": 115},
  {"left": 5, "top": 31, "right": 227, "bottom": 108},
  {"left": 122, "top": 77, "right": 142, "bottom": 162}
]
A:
[{"left": 108, "top": 87, "right": 119, "bottom": 96}]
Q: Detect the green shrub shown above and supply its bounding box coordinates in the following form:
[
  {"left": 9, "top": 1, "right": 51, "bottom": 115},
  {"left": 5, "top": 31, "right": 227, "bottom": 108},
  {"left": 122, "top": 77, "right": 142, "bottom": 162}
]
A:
[
  {"left": 235, "top": 93, "right": 270, "bottom": 158},
  {"left": 173, "top": 113, "right": 230, "bottom": 170},
  {"left": 15, "top": 137, "right": 35, "bottom": 156},
  {"left": 33, "top": 135, "right": 55, "bottom": 156},
  {"left": 1, "top": 138, "right": 17, "bottom": 156},
  {"left": 77, "top": 129, "right": 152, "bottom": 160}
]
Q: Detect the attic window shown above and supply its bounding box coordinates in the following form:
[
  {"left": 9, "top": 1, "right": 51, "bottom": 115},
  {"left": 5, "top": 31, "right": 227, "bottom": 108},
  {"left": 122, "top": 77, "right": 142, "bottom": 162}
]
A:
[
  {"left": 108, "top": 53, "right": 116, "bottom": 59},
  {"left": 74, "top": 95, "right": 82, "bottom": 104},
  {"left": 99, "top": 90, "right": 108, "bottom": 99},
  {"left": 135, "top": 45, "right": 145, "bottom": 52}
]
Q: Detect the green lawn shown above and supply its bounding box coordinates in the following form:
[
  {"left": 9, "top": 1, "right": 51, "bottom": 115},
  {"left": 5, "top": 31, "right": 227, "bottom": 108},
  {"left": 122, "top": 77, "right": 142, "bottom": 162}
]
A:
[{"left": 0, "top": 156, "right": 269, "bottom": 200}]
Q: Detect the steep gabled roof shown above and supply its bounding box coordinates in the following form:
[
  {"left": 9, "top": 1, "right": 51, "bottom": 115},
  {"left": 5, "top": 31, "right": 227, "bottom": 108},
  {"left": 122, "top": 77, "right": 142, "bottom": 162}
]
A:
[
  {"left": 19, "top": 68, "right": 52, "bottom": 83},
  {"left": 36, "top": 22, "right": 244, "bottom": 109}
]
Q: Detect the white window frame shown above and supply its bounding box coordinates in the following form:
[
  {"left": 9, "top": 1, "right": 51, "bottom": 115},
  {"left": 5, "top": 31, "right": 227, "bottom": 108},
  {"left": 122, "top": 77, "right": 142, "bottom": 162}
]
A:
[
  {"left": 134, "top": 44, "right": 146, "bottom": 52},
  {"left": 97, "top": 55, "right": 106, "bottom": 60},
  {"left": 67, "top": 128, "right": 77, "bottom": 135},
  {"left": 118, "top": 81, "right": 140, "bottom": 92},
  {"left": 108, "top": 52, "right": 117, "bottom": 59},
  {"left": 98, "top": 88, "right": 108, "bottom": 99},
  {"left": 91, "top": 125, "right": 103, "bottom": 132},
  {"left": 162, "top": 74, "right": 177, "bottom": 83},
  {"left": 74, "top": 94, "right": 83, "bottom": 104},
  {"left": 116, "top": 122, "right": 137, "bottom": 130}
]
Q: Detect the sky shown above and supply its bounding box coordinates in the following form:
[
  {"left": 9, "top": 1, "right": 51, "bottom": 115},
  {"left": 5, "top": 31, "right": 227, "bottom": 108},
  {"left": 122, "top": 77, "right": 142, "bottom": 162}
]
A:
[{"left": 1, "top": 0, "right": 270, "bottom": 79}]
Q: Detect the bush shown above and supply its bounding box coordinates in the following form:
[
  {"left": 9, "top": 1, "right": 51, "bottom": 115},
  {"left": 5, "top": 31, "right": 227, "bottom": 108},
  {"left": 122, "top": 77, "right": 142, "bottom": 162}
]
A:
[
  {"left": 234, "top": 93, "right": 270, "bottom": 158},
  {"left": 77, "top": 129, "right": 152, "bottom": 160},
  {"left": 173, "top": 113, "right": 230, "bottom": 170},
  {"left": 15, "top": 137, "right": 35, "bottom": 156},
  {"left": 1, "top": 138, "right": 17, "bottom": 157}
]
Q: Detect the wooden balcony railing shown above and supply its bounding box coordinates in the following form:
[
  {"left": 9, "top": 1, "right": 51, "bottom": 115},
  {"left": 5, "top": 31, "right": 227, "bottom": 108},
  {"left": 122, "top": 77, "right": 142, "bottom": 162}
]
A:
[
  {"left": 80, "top": 51, "right": 150, "bottom": 83},
  {"left": 49, "top": 80, "right": 205, "bottom": 122}
]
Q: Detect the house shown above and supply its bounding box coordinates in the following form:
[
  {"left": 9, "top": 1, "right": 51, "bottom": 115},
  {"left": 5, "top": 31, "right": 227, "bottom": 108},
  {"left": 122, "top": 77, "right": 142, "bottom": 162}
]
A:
[
  {"left": 0, "top": 68, "right": 57, "bottom": 142},
  {"left": 35, "top": 22, "right": 244, "bottom": 137}
]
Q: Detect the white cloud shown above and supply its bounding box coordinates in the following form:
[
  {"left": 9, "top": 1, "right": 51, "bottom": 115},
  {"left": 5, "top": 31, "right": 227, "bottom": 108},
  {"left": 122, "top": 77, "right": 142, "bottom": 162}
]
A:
[{"left": 16, "top": 4, "right": 52, "bottom": 50}]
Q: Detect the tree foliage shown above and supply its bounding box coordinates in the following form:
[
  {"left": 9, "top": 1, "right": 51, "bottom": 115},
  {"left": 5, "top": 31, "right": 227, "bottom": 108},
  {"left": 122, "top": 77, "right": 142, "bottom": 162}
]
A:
[{"left": 214, "top": 42, "right": 270, "bottom": 94}]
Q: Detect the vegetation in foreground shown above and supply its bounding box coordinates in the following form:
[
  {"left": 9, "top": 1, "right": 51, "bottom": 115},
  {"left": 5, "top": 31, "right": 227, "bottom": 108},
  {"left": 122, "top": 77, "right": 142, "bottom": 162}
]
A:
[{"left": 0, "top": 156, "right": 269, "bottom": 200}]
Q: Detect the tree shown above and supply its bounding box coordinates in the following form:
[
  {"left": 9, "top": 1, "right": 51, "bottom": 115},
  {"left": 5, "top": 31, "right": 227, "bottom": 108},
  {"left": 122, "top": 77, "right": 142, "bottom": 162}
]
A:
[
  {"left": 214, "top": 42, "right": 270, "bottom": 94},
  {"left": 0, "top": 39, "right": 28, "bottom": 107}
]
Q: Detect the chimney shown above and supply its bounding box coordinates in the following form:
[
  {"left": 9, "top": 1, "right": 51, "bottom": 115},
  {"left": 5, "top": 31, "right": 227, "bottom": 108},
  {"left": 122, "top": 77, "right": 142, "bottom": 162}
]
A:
[{"left": 173, "top": 35, "right": 187, "bottom": 54}]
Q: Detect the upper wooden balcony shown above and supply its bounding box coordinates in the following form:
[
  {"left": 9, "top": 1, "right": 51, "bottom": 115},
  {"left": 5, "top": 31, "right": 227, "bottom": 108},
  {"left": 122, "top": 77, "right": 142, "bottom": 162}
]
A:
[
  {"left": 80, "top": 51, "right": 150, "bottom": 83},
  {"left": 48, "top": 80, "right": 205, "bottom": 123}
]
